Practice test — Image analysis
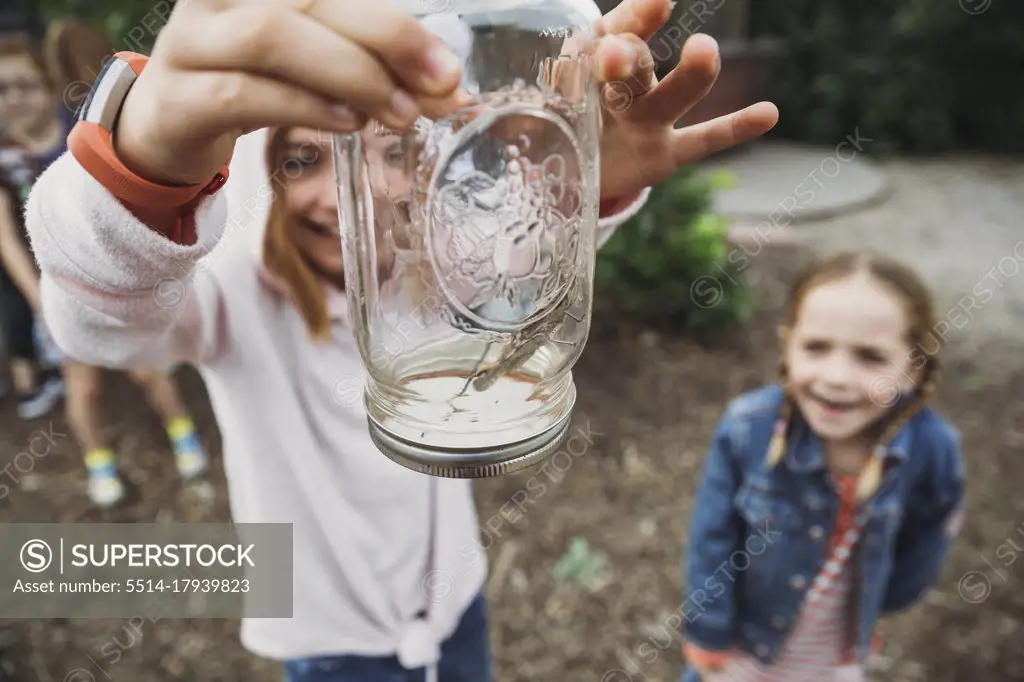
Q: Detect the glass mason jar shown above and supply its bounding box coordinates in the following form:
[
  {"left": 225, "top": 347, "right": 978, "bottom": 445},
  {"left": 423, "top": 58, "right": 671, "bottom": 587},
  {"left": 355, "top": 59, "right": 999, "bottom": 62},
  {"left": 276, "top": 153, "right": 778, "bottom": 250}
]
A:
[{"left": 333, "top": 0, "right": 604, "bottom": 478}]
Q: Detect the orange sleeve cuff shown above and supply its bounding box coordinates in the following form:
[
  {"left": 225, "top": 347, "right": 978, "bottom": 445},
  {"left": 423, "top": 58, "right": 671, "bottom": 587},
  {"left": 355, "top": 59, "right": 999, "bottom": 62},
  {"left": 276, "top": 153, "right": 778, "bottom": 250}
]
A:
[
  {"left": 684, "top": 642, "right": 733, "bottom": 668},
  {"left": 126, "top": 200, "right": 200, "bottom": 246},
  {"left": 599, "top": 191, "right": 643, "bottom": 219}
]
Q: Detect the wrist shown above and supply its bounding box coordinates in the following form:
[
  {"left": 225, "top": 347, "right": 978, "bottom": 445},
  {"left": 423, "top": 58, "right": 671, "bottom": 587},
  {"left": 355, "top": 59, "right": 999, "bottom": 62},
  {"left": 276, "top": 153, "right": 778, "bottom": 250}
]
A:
[
  {"left": 70, "top": 52, "right": 230, "bottom": 211},
  {"left": 112, "top": 89, "right": 191, "bottom": 188},
  {"left": 113, "top": 75, "right": 220, "bottom": 189}
]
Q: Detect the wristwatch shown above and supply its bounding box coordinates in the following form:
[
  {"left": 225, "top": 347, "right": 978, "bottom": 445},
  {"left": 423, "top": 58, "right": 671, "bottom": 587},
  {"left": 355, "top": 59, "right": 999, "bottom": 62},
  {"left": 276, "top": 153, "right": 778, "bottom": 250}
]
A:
[{"left": 68, "top": 51, "right": 230, "bottom": 207}]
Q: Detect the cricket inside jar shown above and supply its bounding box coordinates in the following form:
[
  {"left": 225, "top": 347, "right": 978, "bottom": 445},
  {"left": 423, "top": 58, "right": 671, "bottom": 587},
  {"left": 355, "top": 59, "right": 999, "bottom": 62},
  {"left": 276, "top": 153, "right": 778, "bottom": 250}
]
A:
[{"left": 333, "top": 0, "right": 604, "bottom": 477}]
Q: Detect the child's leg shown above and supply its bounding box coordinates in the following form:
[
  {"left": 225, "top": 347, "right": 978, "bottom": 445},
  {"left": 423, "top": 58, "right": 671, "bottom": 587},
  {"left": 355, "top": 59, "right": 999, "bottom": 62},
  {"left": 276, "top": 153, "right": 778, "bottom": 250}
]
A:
[
  {"left": 436, "top": 593, "right": 494, "bottom": 682},
  {"left": 126, "top": 367, "right": 208, "bottom": 478},
  {"left": 0, "top": 280, "right": 62, "bottom": 419},
  {"left": 64, "top": 361, "right": 109, "bottom": 449},
  {"left": 12, "top": 358, "right": 64, "bottom": 420},
  {"left": 63, "top": 360, "right": 123, "bottom": 507},
  {"left": 1, "top": 272, "right": 38, "bottom": 397},
  {"left": 10, "top": 357, "right": 38, "bottom": 395}
]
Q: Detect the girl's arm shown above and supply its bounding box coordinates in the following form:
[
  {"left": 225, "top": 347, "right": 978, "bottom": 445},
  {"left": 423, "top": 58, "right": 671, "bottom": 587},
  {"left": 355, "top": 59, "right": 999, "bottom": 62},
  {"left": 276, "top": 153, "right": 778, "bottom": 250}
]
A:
[
  {"left": 682, "top": 411, "right": 745, "bottom": 659},
  {"left": 24, "top": 150, "right": 231, "bottom": 369},
  {"left": 882, "top": 419, "right": 966, "bottom": 613},
  {"left": 0, "top": 191, "right": 41, "bottom": 310}
]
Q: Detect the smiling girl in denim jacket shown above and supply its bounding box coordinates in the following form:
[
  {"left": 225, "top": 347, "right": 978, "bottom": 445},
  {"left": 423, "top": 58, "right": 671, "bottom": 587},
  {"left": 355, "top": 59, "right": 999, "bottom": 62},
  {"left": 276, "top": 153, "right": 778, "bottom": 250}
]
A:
[{"left": 680, "top": 250, "right": 967, "bottom": 682}]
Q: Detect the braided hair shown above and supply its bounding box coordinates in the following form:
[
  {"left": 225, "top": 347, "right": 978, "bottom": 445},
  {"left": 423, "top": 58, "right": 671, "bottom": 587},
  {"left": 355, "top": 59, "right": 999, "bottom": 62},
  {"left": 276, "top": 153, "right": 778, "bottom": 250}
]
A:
[{"left": 765, "top": 251, "right": 941, "bottom": 502}]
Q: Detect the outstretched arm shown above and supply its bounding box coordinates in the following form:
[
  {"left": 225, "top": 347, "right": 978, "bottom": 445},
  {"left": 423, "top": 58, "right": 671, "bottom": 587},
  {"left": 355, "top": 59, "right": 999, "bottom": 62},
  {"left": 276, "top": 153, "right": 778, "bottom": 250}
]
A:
[{"left": 25, "top": 149, "right": 233, "bottom": 369}]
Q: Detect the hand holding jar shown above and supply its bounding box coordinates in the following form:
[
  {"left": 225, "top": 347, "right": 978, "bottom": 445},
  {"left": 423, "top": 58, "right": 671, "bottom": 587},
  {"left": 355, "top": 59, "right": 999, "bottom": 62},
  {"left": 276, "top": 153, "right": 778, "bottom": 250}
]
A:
[{"left": 331, "top": 0, "right": 778, "bottom": 477}]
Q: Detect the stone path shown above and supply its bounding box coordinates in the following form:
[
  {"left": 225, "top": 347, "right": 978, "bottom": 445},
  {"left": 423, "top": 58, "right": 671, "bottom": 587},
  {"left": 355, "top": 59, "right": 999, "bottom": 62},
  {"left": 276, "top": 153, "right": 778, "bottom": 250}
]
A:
[
  {"left": 700, "top": 141, "right": 1024, "bottom": 379},
  {"left": 704, "top": 138, "right": 891, "bottom": 223}
]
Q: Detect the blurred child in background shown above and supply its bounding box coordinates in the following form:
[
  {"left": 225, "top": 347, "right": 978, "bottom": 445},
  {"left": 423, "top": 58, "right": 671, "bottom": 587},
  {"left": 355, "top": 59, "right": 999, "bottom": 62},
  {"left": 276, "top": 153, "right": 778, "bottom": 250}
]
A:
[
  {"left": 0, "top": 27, "right": 208, "bottom": 507},
  {"left": 681, "top": 250, "right": 966, "bottom": 682},
  {"left": 0, "top": 25, "right": 64, "bottom": 418}
]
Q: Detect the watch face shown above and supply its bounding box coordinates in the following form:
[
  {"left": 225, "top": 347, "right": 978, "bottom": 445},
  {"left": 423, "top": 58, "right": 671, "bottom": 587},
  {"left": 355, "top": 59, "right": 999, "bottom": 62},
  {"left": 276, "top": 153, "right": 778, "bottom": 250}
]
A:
[
  {"left": 77, "top": 57, "right": 138, "bottom": 131},
  {"left": 77, "top": 54, "right": 119, "bottom": 123}
]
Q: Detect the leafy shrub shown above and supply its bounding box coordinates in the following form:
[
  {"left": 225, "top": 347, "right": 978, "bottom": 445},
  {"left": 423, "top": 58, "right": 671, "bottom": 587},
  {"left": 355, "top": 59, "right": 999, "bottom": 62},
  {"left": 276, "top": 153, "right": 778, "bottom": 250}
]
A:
[
  {"left": 749, "top": 0, "right": 1024, "bottom": 155},
  {"left": 594, "top": 167, "right": 753, "bottom": 341}
]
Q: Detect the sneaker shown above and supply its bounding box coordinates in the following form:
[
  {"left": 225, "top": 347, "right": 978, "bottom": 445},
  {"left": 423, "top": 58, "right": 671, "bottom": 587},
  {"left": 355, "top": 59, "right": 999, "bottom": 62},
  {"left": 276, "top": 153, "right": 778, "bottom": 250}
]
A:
[
  {"left": 16, "top": 371, "right": 64, "bottom": 420},
  {"left": 87, "top": 473, "right": 125, "bottom": 508},
  {"left": 173, "top": 432, "right": 209, "bottom": 479},
  {"left": 84, "top": 448, "right": 124, "bottom": 507}
]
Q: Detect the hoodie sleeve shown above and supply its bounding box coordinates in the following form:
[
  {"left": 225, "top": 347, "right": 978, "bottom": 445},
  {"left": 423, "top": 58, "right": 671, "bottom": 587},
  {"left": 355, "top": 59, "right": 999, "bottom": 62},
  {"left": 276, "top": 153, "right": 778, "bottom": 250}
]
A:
[
  {"left": 682, "top": 409, "right": 745, "bottom": 652},
  {"left": 882, "top": 417, "right": 966, "bottom": 612},
  {"left": 24, "top": 151, "right": 231, "bottom": 369},
  {"left": 597, "top": 187, "right": 650, "bottom": 249}
]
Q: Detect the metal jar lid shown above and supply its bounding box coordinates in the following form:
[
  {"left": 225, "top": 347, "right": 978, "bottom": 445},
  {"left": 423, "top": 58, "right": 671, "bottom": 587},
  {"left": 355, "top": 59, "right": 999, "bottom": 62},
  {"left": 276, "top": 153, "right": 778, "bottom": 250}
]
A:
[{"left": 366, "top": 408, "right": 574, "bottom": 478}]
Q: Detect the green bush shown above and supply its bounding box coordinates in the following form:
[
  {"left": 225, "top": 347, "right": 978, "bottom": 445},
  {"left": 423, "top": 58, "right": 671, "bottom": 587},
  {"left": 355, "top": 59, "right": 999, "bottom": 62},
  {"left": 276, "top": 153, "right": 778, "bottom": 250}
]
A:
[
  {"left": 750, "top": 0, "right": 1024, "bottom": 155},
  {"left": 594, "top": 167, "right": 753, "bottom": 341},
  {"left": 37, "top": 0, "right": 165, "bottom": 52}
]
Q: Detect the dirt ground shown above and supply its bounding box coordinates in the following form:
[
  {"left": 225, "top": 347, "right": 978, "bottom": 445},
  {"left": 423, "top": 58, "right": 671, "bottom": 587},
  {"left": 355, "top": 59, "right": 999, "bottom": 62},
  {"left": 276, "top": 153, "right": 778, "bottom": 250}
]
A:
[{"left": 1, "top": 242, "right": 1021, "bottom": 682}]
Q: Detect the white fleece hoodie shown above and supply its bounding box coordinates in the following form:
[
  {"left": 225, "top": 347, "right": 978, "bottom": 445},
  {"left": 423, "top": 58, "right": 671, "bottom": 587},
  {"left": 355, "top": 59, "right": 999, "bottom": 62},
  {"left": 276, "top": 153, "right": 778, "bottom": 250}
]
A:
[{"left": 23, "top": 127, "right": 649, "bottom": 668}]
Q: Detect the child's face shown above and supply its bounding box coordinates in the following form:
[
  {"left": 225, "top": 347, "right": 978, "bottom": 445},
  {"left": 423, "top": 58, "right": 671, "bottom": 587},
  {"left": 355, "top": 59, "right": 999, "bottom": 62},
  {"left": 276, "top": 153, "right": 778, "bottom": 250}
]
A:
[
  {"left": 280, "top": 127, "right": 345, "bottom": 279},
  {"left": 281, "top": 126, "right": 408, "bottom": 283},
  {"left": 782, "top": 272, "right": 921, "bottom": 445},
  {"left": 0, "top": 54, "right": 53, "bottom": 131}
]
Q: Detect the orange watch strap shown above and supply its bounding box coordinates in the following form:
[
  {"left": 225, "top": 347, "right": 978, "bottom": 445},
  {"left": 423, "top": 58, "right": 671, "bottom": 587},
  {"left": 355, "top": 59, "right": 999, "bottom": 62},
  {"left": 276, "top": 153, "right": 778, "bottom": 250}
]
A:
[
  {"left": 114, "top": 50, "right": 149, "bottom": 76},
  {"left": 68, "top": 51, "right": 231, "bottom": 210}
]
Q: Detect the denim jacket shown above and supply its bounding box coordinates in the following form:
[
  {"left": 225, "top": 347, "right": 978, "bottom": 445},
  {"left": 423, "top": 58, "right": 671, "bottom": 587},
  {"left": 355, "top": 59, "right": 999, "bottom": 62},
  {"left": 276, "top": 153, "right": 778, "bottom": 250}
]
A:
[{"left": 682, "top": 384, "right": 966, "bottom": 666}]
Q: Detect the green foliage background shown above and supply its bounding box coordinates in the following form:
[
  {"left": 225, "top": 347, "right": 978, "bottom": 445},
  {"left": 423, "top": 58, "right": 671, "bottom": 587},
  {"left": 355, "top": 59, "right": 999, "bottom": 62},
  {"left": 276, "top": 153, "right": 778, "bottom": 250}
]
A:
[
  {"left": 37, "top": 0, "right": 167, "bottom": 53},
  {"left": 32, "top": 0, "right": 1024, "bottom": 156},
  {"left": 594, "top": 168, "right": 752, "bottom": 340},
  {"left": 750, "top": 0, "right": 1024, "bottom": 155}
]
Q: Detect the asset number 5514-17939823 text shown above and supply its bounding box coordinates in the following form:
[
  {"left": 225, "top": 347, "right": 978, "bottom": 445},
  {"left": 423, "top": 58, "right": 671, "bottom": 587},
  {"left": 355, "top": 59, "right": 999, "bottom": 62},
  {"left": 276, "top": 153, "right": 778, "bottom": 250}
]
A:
[{"left": 126, "top": 578, "right": 250, "bottom": 593}]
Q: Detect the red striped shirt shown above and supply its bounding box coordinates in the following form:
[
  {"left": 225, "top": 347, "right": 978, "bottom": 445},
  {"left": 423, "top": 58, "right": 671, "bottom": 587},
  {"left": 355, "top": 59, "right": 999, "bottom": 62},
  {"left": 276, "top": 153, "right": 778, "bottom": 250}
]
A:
[{"left": 687, "top": 476, "right": 871, "bottom": 682}]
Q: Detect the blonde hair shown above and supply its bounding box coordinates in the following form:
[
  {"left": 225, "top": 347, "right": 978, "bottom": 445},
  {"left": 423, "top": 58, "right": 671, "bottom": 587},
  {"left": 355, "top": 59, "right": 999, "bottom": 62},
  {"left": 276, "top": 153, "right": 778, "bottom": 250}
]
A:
[
  {"left": 766, "top": 250, "right": 941, "bottom": 501},
  {"left": 260, "top": 127, "right": 437, "bottom": 340}
]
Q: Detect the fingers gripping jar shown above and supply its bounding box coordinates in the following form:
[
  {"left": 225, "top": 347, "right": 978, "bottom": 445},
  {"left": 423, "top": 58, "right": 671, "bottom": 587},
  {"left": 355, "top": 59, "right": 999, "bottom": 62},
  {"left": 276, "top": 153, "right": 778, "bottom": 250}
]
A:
[{"left": 333, "top": 0, "right": 603, "bottom": 478}]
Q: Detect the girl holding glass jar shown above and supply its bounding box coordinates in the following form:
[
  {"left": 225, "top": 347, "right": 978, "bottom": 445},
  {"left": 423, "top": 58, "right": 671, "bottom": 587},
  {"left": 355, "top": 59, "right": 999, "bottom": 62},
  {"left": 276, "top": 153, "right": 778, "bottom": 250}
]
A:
[{"left": 24, "top": 0, "right": 778, "bottom": 679}]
